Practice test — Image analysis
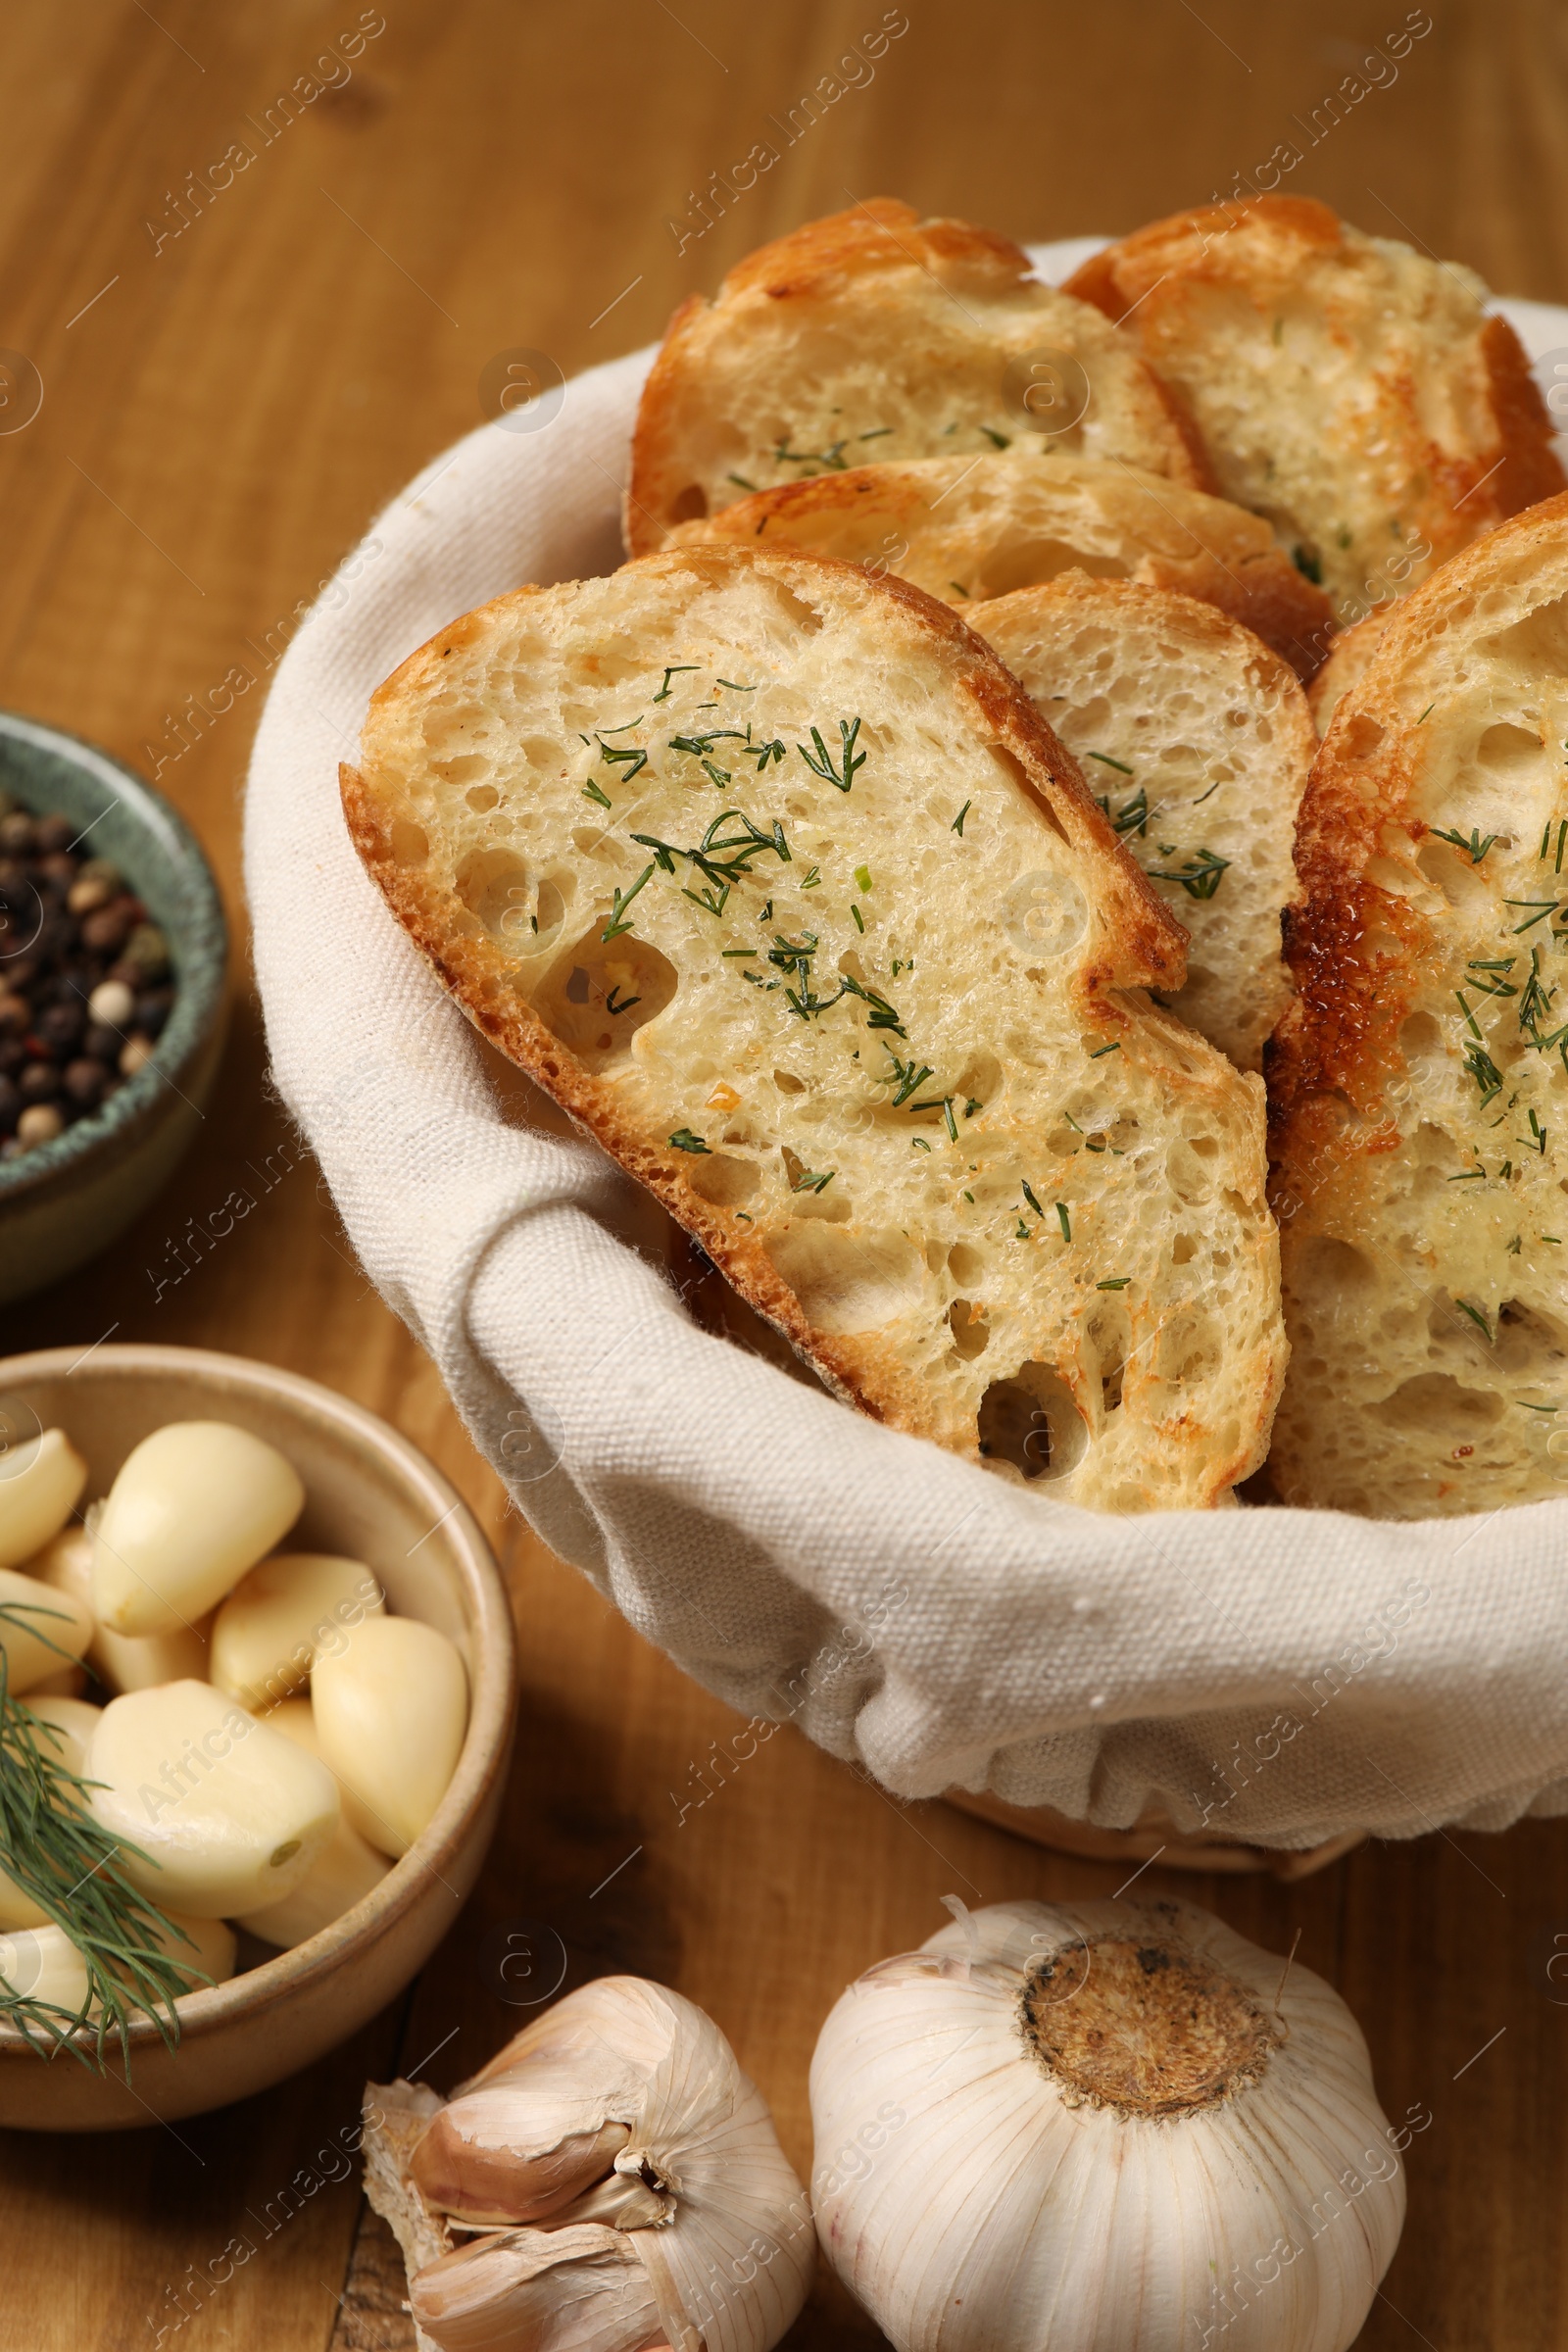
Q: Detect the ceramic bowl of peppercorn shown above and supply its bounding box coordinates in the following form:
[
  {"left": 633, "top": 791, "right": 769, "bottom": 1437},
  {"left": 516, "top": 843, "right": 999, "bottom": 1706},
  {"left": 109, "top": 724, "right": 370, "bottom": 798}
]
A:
[{"left": 0, "top": 712, "right": 227, "bottom": 1304}]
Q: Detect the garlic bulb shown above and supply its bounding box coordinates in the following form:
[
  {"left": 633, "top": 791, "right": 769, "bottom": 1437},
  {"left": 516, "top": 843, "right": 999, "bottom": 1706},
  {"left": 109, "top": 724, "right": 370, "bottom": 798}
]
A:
[
  {"left": 810, "top": 1897, "right": 1404, "bottom": 2352},
  {"left": 366, "top": 1976, "right": 813, "bottom": 2352}
]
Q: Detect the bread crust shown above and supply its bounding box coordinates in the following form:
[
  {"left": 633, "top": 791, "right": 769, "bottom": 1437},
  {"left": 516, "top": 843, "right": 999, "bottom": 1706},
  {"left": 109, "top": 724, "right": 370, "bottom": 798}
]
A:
[
  {"left": 1267, "top": 490, "right": 1568, "bottom": 1514},
  {"left": 627, "top": 198, "right": 1213, "bottom": 556},
  {"left": 975, "top": 574, "right": 1313, "bottom": 1071},
  {"left": 667, "top": 452, "right": 1335, "bottom": 680},
  {"left": 1066, "top": 198, "right": 1565, "bottom": 624},
  {"left": 345, "top": 543, "right": 1285, "bottom": 1510}
]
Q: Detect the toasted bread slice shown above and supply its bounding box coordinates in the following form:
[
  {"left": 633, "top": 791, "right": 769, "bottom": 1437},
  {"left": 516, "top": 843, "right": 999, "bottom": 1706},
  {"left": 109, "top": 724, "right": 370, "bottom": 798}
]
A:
[
  {"left": 344, "top": 543, "right": 1286, "bottom": 1511},
  {"left": 974, "top": 578, "right": 1312, "bottom": 1070},
  {"left": 1268, "top": 491, "right": 1568, "bottom": 1516},
  {"left": 1306, "top": 604, "right": 1396, "bottom": 735},
  {"left": 668, "top": 451, "right": 1334, "bottom": 680},
  {"left": 625, "top": 198, "right": 1212, "bottom": 556},
  {"left": 1066, "top": 198, "right": 1564, "bottom": 625}
]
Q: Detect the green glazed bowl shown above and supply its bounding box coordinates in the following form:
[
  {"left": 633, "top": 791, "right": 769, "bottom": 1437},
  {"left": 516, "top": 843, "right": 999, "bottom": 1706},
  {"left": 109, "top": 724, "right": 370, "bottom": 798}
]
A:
[{"left": 0, "top": 713, "right": 227, "bottom": 1304}]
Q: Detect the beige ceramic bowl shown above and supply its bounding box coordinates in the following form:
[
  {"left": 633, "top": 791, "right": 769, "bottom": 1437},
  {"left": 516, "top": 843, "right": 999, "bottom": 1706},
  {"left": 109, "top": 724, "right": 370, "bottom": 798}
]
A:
[{"left": 0, "top": 1345, "right": 516, "bottom": 2131}]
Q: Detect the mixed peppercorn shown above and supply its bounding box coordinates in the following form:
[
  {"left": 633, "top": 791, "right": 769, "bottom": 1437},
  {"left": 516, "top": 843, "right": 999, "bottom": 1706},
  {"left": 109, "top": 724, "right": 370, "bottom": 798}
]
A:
[{"left": 0, "top": 796, "right": 174, "bottom": 1159}]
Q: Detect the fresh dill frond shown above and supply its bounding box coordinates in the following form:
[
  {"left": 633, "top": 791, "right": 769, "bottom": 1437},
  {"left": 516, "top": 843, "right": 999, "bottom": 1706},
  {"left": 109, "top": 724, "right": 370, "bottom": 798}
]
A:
[
  {"left": 797, "top": 718, "right": 866, "bottom": 794},
  {"left": 653, "top": 665, "right": 700, "bottom": 703},
  {"left": 602, "top": 862, "right": 656, "bottom": 941}
]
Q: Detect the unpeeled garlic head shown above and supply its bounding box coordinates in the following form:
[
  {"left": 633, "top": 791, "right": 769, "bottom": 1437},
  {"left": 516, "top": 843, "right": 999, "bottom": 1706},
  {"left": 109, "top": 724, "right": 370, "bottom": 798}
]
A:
[
  {"left": 810, "top": 1897, "right": 1405, "bottom": 2352},
  {"left": 367, "top": 1976, "right": 813, "bottom": 2352}
]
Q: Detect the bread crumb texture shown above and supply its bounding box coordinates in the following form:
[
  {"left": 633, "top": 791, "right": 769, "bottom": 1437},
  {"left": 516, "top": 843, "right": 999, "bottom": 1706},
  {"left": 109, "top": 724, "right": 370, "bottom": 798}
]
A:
[
  {"left": 627, "top": 198, "right": 1210, "bottom": 556},
  {"left": 1067, "top": 197, "right": 1565, "bottom": 626},
  {"left": 345, "top": 545, "right": 1286, "bottom": 1512},
  {"left": 1269, "top": 491, "right": 1568, "bottom": 1516},
  {"left": 977, "top": 576, "right": 1313, "bottom": 1071},
  {"left": 668, "top": 451, "right": 1335, "bottom": 682}
]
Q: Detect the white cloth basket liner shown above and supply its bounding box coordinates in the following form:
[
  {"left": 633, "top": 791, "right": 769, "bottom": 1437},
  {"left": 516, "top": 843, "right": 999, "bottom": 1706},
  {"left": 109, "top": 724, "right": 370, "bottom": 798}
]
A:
[{"left": 245, "top": 242, "right": 1568, "bottom": 1849}]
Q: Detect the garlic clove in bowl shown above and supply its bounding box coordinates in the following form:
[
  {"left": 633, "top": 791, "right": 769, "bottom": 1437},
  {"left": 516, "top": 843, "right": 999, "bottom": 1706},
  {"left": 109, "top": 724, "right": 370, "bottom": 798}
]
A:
[{"left": 809, "top": 1896, "right": 1405, "bottom": 2352}]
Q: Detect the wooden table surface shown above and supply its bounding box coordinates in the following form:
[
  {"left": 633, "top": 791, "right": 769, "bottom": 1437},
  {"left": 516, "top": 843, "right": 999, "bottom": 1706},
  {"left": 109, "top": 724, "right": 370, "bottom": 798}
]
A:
[{"left": 2, "top": 2, "right": 1567, "bottom": 2343}]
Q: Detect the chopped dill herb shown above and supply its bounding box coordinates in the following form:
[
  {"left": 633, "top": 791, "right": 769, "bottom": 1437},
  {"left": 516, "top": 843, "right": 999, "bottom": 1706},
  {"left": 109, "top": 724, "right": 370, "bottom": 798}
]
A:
[
  {"left": 1507, "top": 897, "right": 1561, "bottom": 932},
  {"left": 774, "top": 437, "right": 850, "bottom": 470},
  {"left": 669, "top": 728, "right": 749, "bottom": 759},
  {"left": 1523, "top": 1108, "right": 1549, "bottom": 1153},
  {"left": 701, "top": 760, "right": 731, "bottom": 788},
  {"left": 653, "top": 665, "right": 700, "bottom": 703},
  {"left": 950, "top": 581, "right": 970, "bottom": 598},
  {"left": 798, "top": 717, "right": 866, "bottom": 794},
  {"left": 979, "top": 426, "right": 1010, "bottom": 448},
  {"left": 727, "top": 474, "right": 758, "bottom": 490},
  {"left": 721, "top": 948, "right": 758, "bottom": 957},
  {"left": 602, "top": 863, "right": 656, "bottom": 941},
  {"left": 597, "top": 716, "right": 644, "bottom": 734},
  {"left": 750, "top": 738, "right": 788, "bottom": 769},
  {"left": 1147, "top": 846, "right": 1230, "bottom": 900},
  {"left": 1089, "top": 1041, "right": 1122, "bottom": 1058},
  {"left": 1462, "top": 1041, "right": 1504, "bottom": 1105},
  {"left": 800, "top": 865, "right": 822, "bottom": 889},
  {"left": 963, "top": 1189, "right": 975, "bottom": 1202},
  {"left": 1431, "top": 825, "right": 1496, "bottom": 863},
  {"left": 1020, "top": 1179, "right": 1044, "bottom": 1217},
  {"left": 792, "top": 1168, "right": 835, "bottom": 1194},
  {"left": 963, "top": 1098, "right": 982, "bottom": 1118},
  {"left": 1055, "top": 1200, "right": 1071, "bottom": 1243},
  {"left": 1087, "top": 751, "right": 1134, "bottom": 776},
  {"left": 858, "top": 426, "right": 893, "bottom": 440},
  {"left": 716, "top": 679, "right": 756, "bottom": 692},
  {"left": 605, "top": 986, "right": 641, "bottom": 1015},
  {"left": 669, "top": 1129, "right": 710, "bottom": 1153},
  {"left": 598, "top": 740, "right": 649, "bottom": 782},
  {"left": 1418, "top": 703, "right": 1436, "bottom": 722},
  {"left": 1015, "top": 1218, "right": 1030, "bottom": 1238},
  {"left": 851, "top": 904, "right": 865, "bottom": 932},
  {"left": 1454, "top": 991, "right": 1484, "bottom": 1039},
  {"left": 1455, "top": 1298, "right": 1493, "bottom": 1341},
  {"left": 736, "top": 1209, "right": 754, "bottom": 1222},
  {"left": 1520, "top": 1397, "right": 1555, "bottom": 1408},
  {"left": 951, "top": 802, "right": 971, "bottom": 837},
  {"left": 1446, "top": 1167, "right": 1487, "bottom": 1181},
  {"left": 911, "top": 1137, "right": 931, "bottom": 1152},
  {"left": 1096, "top": 1277, "right": 1132, "bottom": 1292},
  {"left": 882, "top": 1054, "right": 935, "bottom": 1106},
  {"left": 581, "top": 779, "right": 613, "bottom": 809}
]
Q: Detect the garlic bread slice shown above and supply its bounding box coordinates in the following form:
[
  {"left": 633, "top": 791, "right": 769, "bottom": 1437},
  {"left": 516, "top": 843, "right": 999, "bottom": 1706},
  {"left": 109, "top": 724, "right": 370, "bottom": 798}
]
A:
[
  {"left": 975, "top": 578, "right": 1313, "bottom": 1071},
  {"left": 626, "top": 198, "right": 1210, "bottom": 556},
  {"left": 668, "top": 452, "right": 1334, "bottom": 681},
  {"left": 1066, "top": 198, "right": 1564, "bottom": 626},
  {"left": 1269, "top": 491, "right": 1568, "bottom": 1515},
  {"left": 344, "top": 544, "right": 1286, "bottom": 1512}
]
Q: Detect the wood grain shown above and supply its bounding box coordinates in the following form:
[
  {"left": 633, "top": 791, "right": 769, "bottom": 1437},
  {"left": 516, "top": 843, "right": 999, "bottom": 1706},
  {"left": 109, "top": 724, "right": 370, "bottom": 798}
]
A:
[{"left": 1, "top": 2, "right": 1567, "bottom": 2344}]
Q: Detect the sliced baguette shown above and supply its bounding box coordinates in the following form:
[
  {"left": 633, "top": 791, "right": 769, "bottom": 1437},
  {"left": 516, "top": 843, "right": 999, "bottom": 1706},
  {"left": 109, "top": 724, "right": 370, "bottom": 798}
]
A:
[
  {"left": 343, "top": 542, "right": 1286, "bottom": 1512},
  {"left": 1306, "top": 604, "right": 1396, "bottom": 736},
  {"left": 974, "top": 577, "right": 1312, "bottom": 1070},
  {"left": 1066, "top": 197, "right": 1564, "bottom": 625},
  {"left": 1268, "top": 490, "right": 1568, "bottom": 1516},
  {"left": 625, "top": 197, "right": 1212, "bottom": 556},
  {"left": 667, "top": 450, "right": 1334, "bottom": 681}
]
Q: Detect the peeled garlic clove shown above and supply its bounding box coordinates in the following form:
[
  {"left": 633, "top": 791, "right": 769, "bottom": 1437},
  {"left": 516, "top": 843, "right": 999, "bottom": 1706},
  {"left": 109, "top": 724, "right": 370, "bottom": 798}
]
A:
[
  {"left": 368, "top": 1979, "right": 813, "bottom": 2352},
  {"left": 148, "top": 1910, "right": 237, "bottom": 1993},
  {"left": 0, "top": 1924, "right": 89, "bottom": 2014},
  {"left": 312, "top": 1615, "right": 467, "bottom": 1858},
  {"left": 237, "top": 1814, "right": 389, "bottom": 1948},
  {"left": 211, "top": 1551, "right": 382, "bottom": 1712},
  {"left": 0, "top": 1565, "right": 93, "bottom": 1693},
  {"left": 86, "top": 1679, "right": 339, "bottom": 1918},
  {"left": 412, "top": 2101, "right": 633, "bottom": 2228},
  {"left": 23, "top": 1692, "right": 101, "bottom": 1776},
  {"left": 33, "top": 1523, "right": 214, "bottom": 1694},
  {"left": 92, "top": 1421, "right": 305, "bottom": 1637},
  {"left": 412, "top": 2223, "right": 663, "bottom": 2352},
  {"left": 810, "top": 1896, "right": 1406, "bottom": 2352},
  {"left": 0, "top": 1429, "right": 87, "bottom": 1569}
]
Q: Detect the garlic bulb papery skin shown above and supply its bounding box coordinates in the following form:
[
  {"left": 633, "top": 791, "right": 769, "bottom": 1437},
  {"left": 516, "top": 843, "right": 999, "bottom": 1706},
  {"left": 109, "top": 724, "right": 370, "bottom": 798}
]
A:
[
  {"left": 366, "top": 1976, "right": 813, "bottom": 2352},
  {"left": 810, "top": 1897, "right": 1405, "bottom": 2352}
]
